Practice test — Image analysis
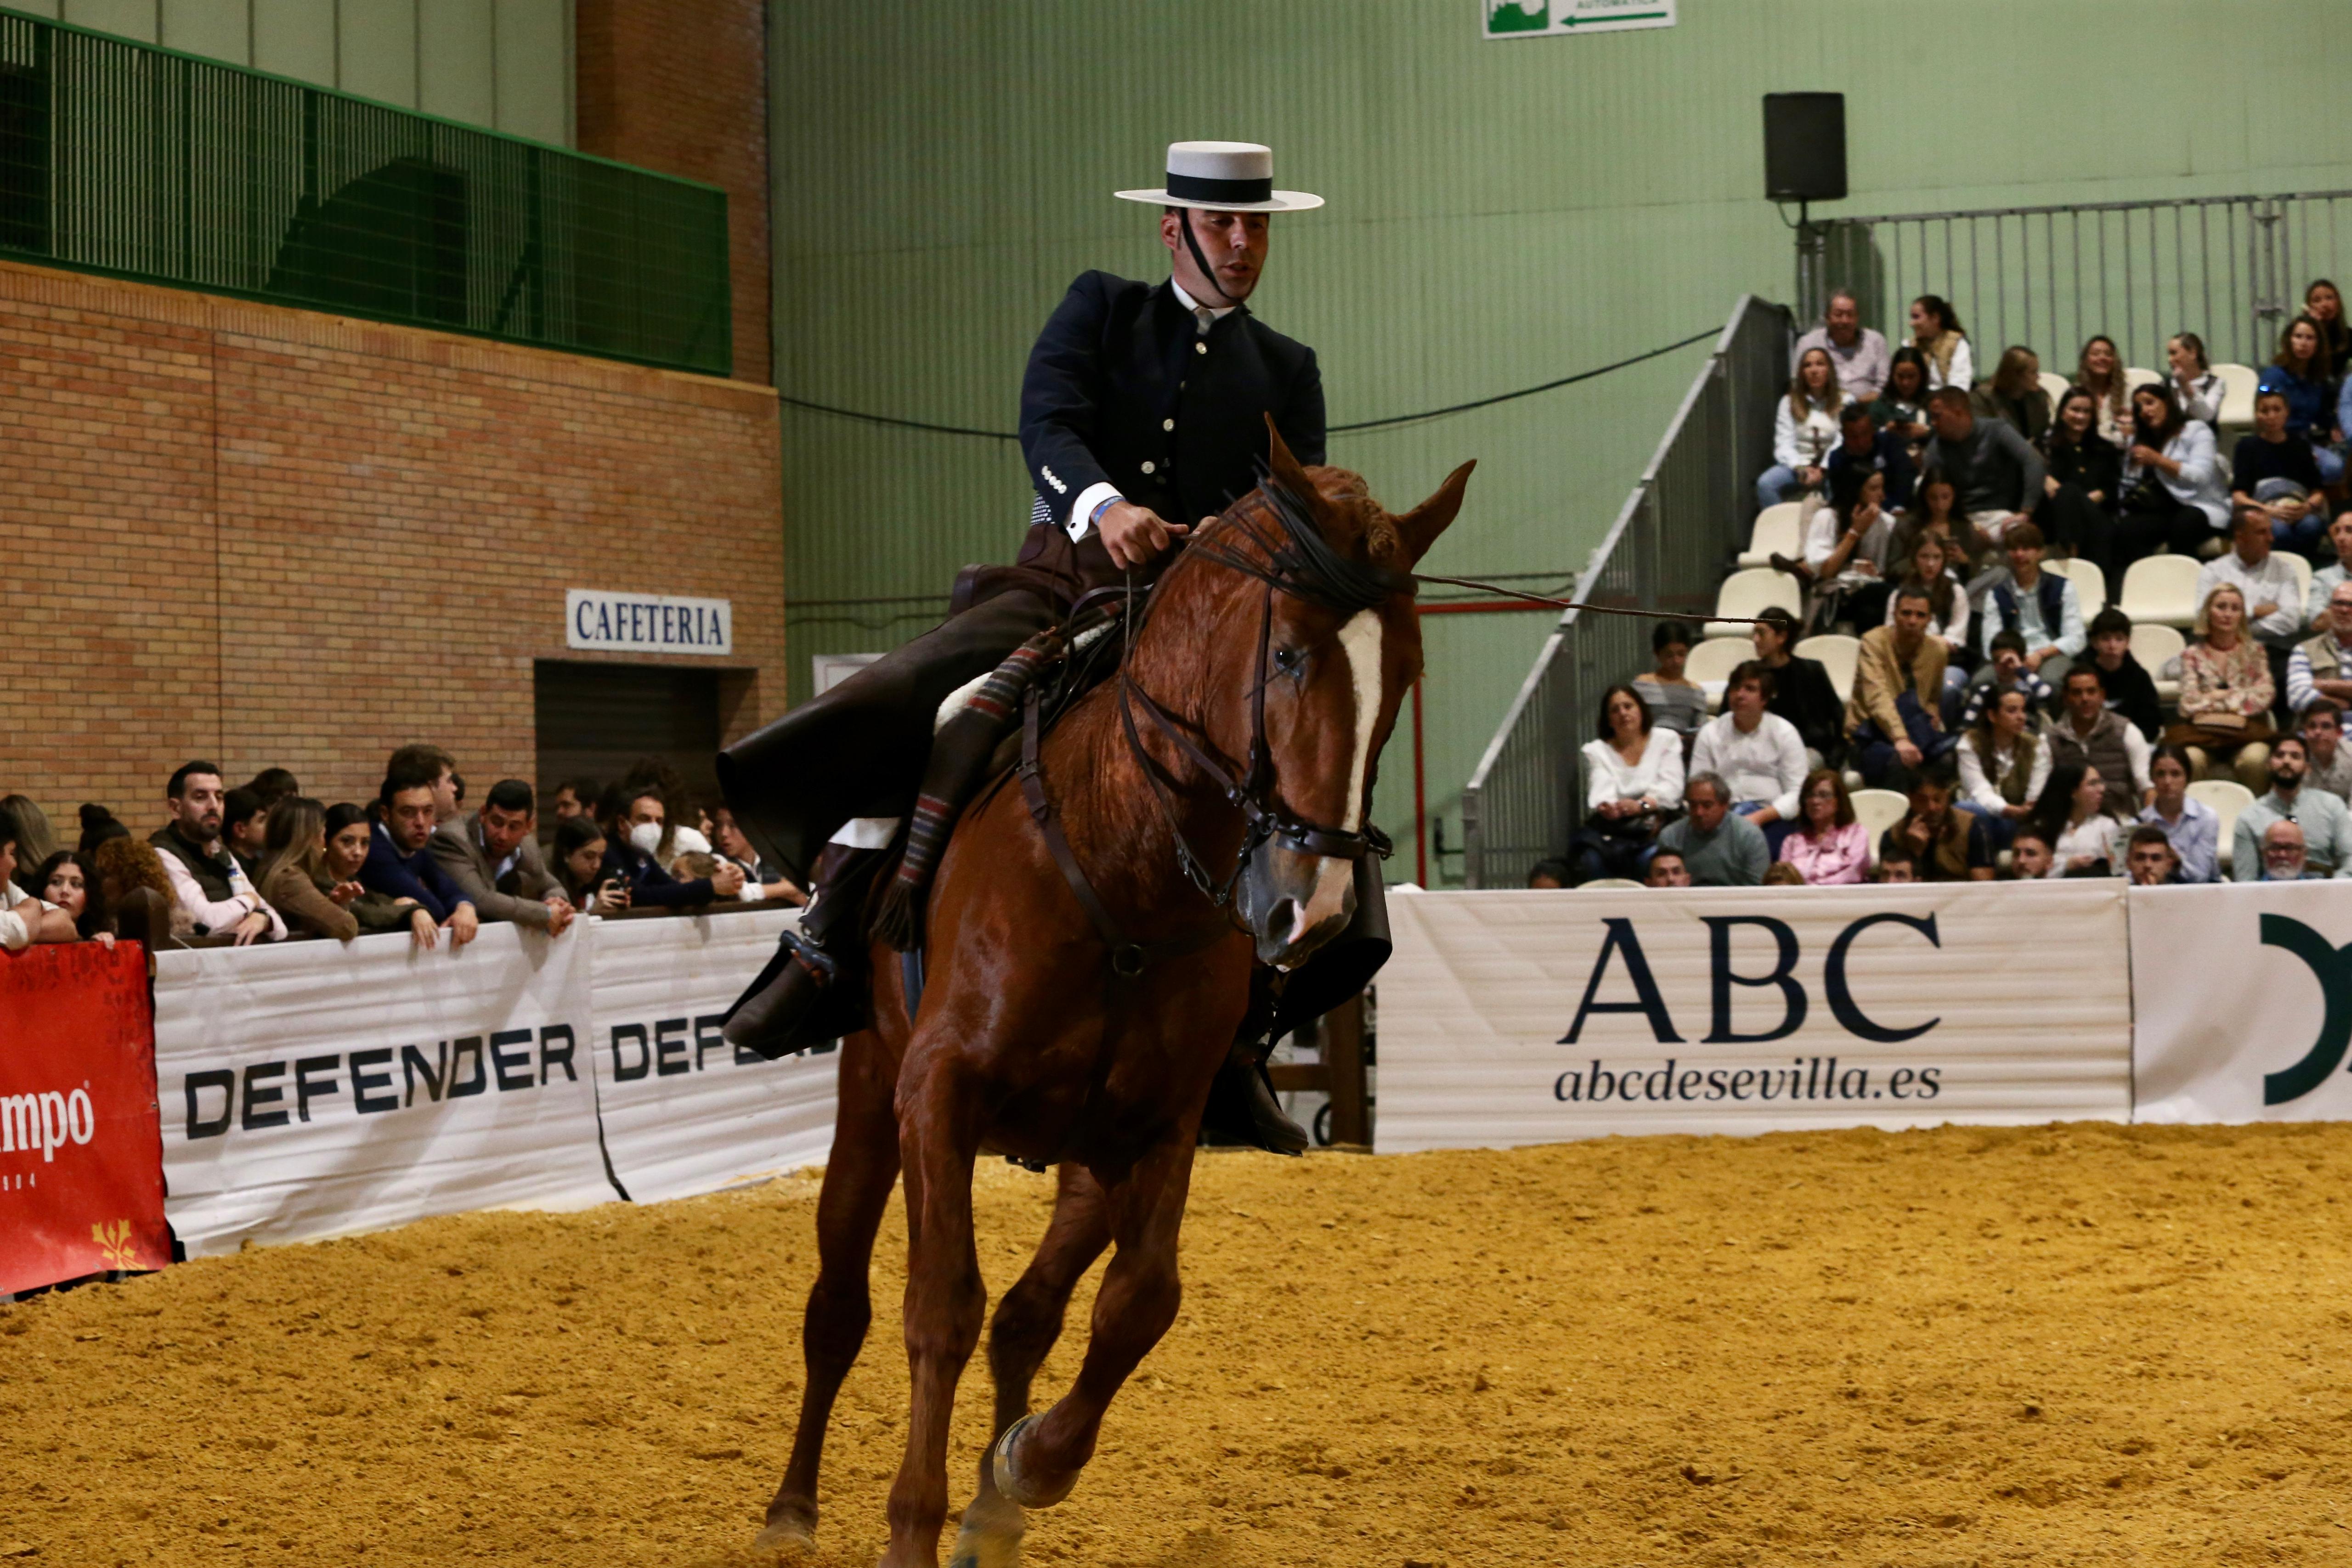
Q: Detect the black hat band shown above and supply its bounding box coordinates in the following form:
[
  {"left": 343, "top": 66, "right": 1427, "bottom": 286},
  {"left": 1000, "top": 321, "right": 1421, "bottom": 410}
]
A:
[{"left": 1164, "top": 170, "right": 1275, "bottom": 204}]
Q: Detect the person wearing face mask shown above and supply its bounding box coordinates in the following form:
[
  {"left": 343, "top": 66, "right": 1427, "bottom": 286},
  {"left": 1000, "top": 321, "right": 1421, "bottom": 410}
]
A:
[
  {"left": 2233, "top": 735, "right": 2352, "bottom": 880},
  {"left": 600, "top": 785, "right": 744, "bottom": 909}
]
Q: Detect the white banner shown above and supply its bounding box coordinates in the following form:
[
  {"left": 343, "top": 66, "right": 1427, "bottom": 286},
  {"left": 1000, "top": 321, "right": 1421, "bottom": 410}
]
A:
[
  {"left": 154, "top": 923, "right": 612, "bottom": 1257},
  {"left": 589, "top": 909, "right": 838, "bottom": 1202},
  {"left": 1377, "top": 882, "right": 2133, "bottom": 1153},
  {"left": 2131, "top": 881, "right": 2352, "bottom": 1123}
]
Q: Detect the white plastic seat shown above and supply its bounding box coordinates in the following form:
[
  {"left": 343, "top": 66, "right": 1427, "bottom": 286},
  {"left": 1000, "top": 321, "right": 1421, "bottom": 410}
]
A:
[
  {"left": 1581, "top": 877, "right": 1645, "bottom": 890},
  {"left": 1685, "top": 636, "right": 1752, "bottom": 711},
  {"left": 2118, "top": 554, "right": 2203, "bottom": 629},
  {"left": 2130, "top": 622, "right": 2186, "bottom": 705},
  {"left": 2036, "top": 370, "right": 2072, "bottom": 407},
  {"left": 2213, "top": 362, "right": 2260, "bottom": 430},
  {"left": 1706, "top": 568, "right": 1801, "bottom": 638},
  {"left": 2047, "top": 556, "right": 2106, "bottom": 615},
  {"left": 2123, "top": 366, "right": 2163, "bottom": 395},
  {"left": 2188, "top": 779, "right": 2256, "bottom": 874},
  {"left": 1737, "top": 502, "right": 1805, "bottom": 569},
  {"left": 2288, "top": 552, "right": 2313, "bottom": 612},
  {"left": 1794, "top": 632, "right": 1860, "bottom": 702},
  {"left": 1849, "top": 788, "right": 1911, "bottom": 868}
]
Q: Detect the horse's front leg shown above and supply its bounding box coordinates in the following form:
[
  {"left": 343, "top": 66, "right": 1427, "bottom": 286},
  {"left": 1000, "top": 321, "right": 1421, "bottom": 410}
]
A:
[
  {"left": 948, "top": 1165, "right": 1112, "bottom": 1568},
  {"left": 992, "top": 1133, "right": 1194, "bottom": 1512},
  {"left": 758, "top": 1030, "right": 902, "bottom": 1551},
  {"left": 883, "top": 1056, "right": 988, "bottom": 1568}
]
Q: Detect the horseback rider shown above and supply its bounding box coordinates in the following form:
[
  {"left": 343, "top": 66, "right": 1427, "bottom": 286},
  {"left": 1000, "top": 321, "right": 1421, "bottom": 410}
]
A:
[{"left": 718, "top": 141, "right": 1362, "bottom": 1153}]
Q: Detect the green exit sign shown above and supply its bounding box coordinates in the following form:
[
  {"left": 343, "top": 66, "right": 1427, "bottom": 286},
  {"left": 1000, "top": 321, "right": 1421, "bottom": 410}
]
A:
[{"left": 1484, "top": 0, "right": 1677, "bottom": 39}]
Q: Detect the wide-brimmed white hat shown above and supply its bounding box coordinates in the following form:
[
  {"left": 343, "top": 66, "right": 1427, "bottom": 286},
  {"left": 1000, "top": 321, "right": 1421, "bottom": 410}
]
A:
[{"left": 1115, "top": 141, "right": 1323, "bottom": 214}]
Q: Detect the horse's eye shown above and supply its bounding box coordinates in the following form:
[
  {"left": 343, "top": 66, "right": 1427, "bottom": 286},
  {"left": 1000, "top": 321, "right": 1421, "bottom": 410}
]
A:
[{"left": 1272, "top": 646, "right": 1302, "bottom": 673}]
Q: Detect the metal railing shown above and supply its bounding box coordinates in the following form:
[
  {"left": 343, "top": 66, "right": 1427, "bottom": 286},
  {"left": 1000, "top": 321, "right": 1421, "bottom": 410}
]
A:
[
  {"left": 1799, "top": 189, "right": 2352, "bottom": 376},
  {"left": 1460, "top": 295, "right": 1791, "bottom": 889},
  {"left": 0, "top": 8, "right": 731, "bottom": 376}
]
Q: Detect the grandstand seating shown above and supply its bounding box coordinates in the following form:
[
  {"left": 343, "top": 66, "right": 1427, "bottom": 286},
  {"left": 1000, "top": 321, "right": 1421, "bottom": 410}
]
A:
[
  {"left": 2287, "top": 551, "right": 2314, "bottom": 609},
  {"left": 1849, "top": 788, "right": 1911, "bottom": 868},
  {"left": 2214, "top": 362, "right": 2260, "bottom": 431},
  {"left": 1737, "top": 502, "right": 1804, "bottom": 570},
  {"left": 1583, "top": 877, "right": 1645, "bottom": 889},
  {"left": 2123, "top": 366, "right": 2161, "bottom": 394},
  {"left": 2188, "top": 778, "right": 2255, "bottom": 874},
  {"left": 2047, "top": 556, "right": 2106, "bottom": 614},
  {"left": 2119, "top": 555, "right": 2203, "bottom": 629},
  {"left": 1794, "top": 633, "right": 1860, "bottom": 701},
  {"left": 2131, "top": 622, "right": 2186, "bottom": 704},
  {"left": 1707, "top": 568, "right": 1801, "bottom": 637},
  {"left": 2036, "top": 370, "right": 2070, "bottom": 407}
]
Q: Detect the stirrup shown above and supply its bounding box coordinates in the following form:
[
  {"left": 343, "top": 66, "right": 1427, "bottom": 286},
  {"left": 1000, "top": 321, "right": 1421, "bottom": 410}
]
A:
[{"left": 781, "top": 925, "right": 838, "bottom": 987}]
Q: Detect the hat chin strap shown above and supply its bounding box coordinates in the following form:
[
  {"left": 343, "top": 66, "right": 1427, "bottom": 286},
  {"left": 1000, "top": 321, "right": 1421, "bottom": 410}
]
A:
[{"left": 1179, "top": 207, "right": 1241, "bottom": 309}]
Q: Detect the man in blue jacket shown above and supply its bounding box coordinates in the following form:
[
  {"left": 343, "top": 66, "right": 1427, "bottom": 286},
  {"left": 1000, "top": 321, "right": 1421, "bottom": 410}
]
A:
[
  {"left": 362, "top": 756, "right": 479, "bottom": 949},
  {"left": 717, "top": 143, "right": 1330, "bottom": 1148}
]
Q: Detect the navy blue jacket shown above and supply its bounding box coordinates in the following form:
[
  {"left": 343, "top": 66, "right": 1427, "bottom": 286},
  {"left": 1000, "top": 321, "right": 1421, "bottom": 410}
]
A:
[
  {"left": 1018, "top": 271, "right": 1324, "bottom": 534},
  {"left": 1825, "top": 428, "right": 1917, "bottom": 510},
  {"left": 599, "top": 840, "right": 715, "bottom": 910},
  {"left": 359, "top": 821, "right": 473, "bottom": 923}
]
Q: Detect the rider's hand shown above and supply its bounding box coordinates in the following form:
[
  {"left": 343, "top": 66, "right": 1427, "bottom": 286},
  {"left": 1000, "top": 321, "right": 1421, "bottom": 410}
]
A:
[{"left": 1096, "top": 502, "right": 1189, "bottom": 569}]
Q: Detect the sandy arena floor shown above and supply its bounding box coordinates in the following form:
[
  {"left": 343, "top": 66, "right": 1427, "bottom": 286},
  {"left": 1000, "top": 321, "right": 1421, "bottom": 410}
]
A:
[{"left": 7, "top": 1120, "right": 2352, "bottom": 1566}]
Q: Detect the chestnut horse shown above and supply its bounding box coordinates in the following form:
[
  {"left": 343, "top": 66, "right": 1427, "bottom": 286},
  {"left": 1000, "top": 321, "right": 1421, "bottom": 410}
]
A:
[{"left": 755, "top": 428, "right": 1471, "bottom": 1567}]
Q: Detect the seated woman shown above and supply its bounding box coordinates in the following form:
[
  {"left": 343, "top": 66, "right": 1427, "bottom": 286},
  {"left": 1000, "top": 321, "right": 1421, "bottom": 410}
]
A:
[
  {"left": 1955, "top": 687, "right": 2048, "bottom": 849},
  {"left": 1567, "top": 682, "right": 1684, "bottom": 885},
  {"left": 324, "top": 801, "right": 436, "bottom": 942},
  {"left": 2309, "top": 279, "right": 2352, "bottom": 377},
  {"left": 89, "top": 836, "right": 183, "bottom": 944},
  {"left": 0, "top": 817, "right": 74, "bottom": 948},
  {"left": 2231, "top": 389, "right": 2329, "bottom": 557},
  {"left": 1758, "top": 346, "right": 1844, "bottom": 510},
  {"left": 2030, "top": 762, "right": 2123, "bottom": 876},
  {"left": 2166, "top": 332, "right": 2226, "bottom": 427},
  {"left": 2257, "top": 314, "right": 2344, "bottom": 485},
  {"left": 1776, "top": 768, "right": 1868, "bottom": 885},
  {"left": 1969, "top": 345, "right": 2051, "bottom": 442},
  {"left": 1870, "top": 346, "right": 1932, "bottom": 449},
  {"left": 2073, "top": 335, "right": 2130, "bottom": 444},
  {"left": 2037, "top": 387, "right": 2122, "bottom": 571},
  {"left": 1786, "top": 467, "right": 1896, "bottom": 627},
  {"left": 2115, "top": 382, "right": 2230, "bottom": 569},
  {"left": 1888, "top": 468, "right": 1968, "bottom": 571},
  {"left": 1909, "top": 295, "right": 1973, "bottom": 392},
  {"left": 33, "top": 850, "right": 109, "bottom": 944},
  {"left": 552, "top": 815, "right": 633, "bottom": 915},
  {"left": 2135, "top": 744, "right": 2220, "bottom": 883},
  {"left": 1631, "top": 619, "right": 1707, "bottom": 742},
  {"left": 1887, "top": 531, "right": 1971, "bottom": 711},
  {"left": 2168, "top": 583, "right": 2276, "bottom": 792}
]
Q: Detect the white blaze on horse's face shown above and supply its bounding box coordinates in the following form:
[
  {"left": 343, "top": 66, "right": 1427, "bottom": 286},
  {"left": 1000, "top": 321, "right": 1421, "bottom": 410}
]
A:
[{"left": 1261, "top": 608, "right": 1382, "bottom": 964}]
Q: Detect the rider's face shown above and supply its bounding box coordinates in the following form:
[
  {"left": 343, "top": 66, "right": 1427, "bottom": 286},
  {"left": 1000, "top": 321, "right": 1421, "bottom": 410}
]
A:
[{"left": 1162, "top": 208, "right": 1269, "bottom": 304}]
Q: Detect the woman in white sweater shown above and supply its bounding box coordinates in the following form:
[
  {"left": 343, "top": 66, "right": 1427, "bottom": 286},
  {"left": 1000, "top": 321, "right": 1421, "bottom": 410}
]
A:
[
  {"left": 1757, "top": 347, "right": 1844, "bottom": 510},
  {"left": 1567, "top": 683, "right": 1685, "bottom": 884}
]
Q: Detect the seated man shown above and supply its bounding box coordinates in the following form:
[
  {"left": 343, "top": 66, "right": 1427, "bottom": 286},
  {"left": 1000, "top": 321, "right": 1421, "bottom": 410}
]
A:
[
  {"left": 1847, "top": 586, "right": 1956, "bottom": 788},
  {"left": 2259, "top": 820, "right": 2321, "bottom": 881},
  {"left": 1526, "top": 857, "right": 1573, "bottom": 890},
  {"left": 1643, "top": 848, "right": 1692, "bottom": 889},
  {"left": 713, "top": 804, "right": 807, "bottom": 903},
  {"left": 428, "top": 779, "right": 575, "bottom": 934},
  {"left": 1977, "top": 524, "right": 2082, "bottom": 688},
  {"left": 2288, "top": 581, "right": 2352, "bottom": 715},
  {"left": 2198, "top": 502, "right": 2307, "bottom": 711},
  {"left": 2232, "top": 735, "right": 2352, "bottom": 880},
  {"left": 1880, "top": 765, "right": 1995, "bottom": 881},
  {"left": 2123, "top": 824, "right": 2184, "bottom": 886},
  {"left": 1689, "top": 661, "right": 1807, "bottom": 847},
  {"left": 222, "top": 786, "right": 270, "bottom": 883},
  {"left": 1654, "top": 773, "right": 1767, "bottom": 887},
  {"left": 147, "top": 760, "right": 283, "bottom": 943},
  {"left": 2007, "top": 825, "right": 2057, "bottom": 880},
  {"left": 2082, "top": 607, "right": 2163, "bottom": 741},
  {"left": 2307, "top": 511, "right": 2352, "bottom": 626},
  {"left": 600, "top": 784, "right": 746, "bottom": 908},
  {"left": 2301, "top": 701, "right": 2352, "bottom": 802},
  {"left": 1919, "top": 385, "right": 2044, "bottom": 561},
  {"left": 1956, "top": 631, "right": 2054, "bottom": 731},
  {"left": 550, "top": 778, "right": 601, "bottom": 824},
  {"left": 361, "top": 759, "right": 481, "bottom": 947},
  {"left": 1875, "top": 846, "right": 1919, "bottom": 883},
  {"left": 2047, "top": 667, "right": 2152, "bottom": 822},
  {"left": 1822, "top": 403, "right": 1917, "bottom": 511},
  {"left": 1793, "top": 290, "right": 1891, "bottom": 401}
]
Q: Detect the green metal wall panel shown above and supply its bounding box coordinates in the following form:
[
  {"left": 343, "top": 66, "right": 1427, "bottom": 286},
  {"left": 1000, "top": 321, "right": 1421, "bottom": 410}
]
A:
[{"left": 770, "top": 0, "right": 2352, "bottom": 882}]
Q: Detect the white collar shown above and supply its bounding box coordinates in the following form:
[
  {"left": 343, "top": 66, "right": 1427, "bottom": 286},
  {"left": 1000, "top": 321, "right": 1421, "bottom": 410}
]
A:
[{"left": 1170, "top": 277, "right": 1237, "bottom": 323}]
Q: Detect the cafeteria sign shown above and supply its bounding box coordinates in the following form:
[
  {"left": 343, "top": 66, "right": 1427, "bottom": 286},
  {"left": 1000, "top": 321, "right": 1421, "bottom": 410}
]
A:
[
  {"left": 1484, "top": 0, "right": 1675, "bottom": 39},
  {"left": 566, "top": 589, "right": 733, "bottom": 655}
]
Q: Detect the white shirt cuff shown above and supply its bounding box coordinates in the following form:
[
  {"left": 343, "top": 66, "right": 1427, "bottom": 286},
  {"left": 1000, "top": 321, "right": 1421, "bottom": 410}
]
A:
[{"left": 1069, "top": 483, "right": 1124, "bottom": 542}]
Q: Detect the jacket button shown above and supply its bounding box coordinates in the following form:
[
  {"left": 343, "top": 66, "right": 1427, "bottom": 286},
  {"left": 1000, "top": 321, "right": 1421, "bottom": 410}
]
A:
[
  {"left": 1195, "top": 341, "right": 1208, "bottom": 356},
  {"left": 1140, "top": 461, "right": 1156, "bottom": 474},
  {"left": 1163, "top": 418, "right": 1175, "bottom": 432}
]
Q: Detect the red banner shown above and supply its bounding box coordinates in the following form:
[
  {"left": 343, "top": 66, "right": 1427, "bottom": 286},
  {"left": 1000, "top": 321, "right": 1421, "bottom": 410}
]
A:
[{"left": 0, "top": 941, "right": 170, "bottom": 1294}]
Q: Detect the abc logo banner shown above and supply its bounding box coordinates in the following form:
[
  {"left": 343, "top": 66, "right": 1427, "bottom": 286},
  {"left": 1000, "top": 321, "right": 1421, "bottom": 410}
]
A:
[{"left": 1377, "top": 882, "right": 2134, "bottom": 1153}]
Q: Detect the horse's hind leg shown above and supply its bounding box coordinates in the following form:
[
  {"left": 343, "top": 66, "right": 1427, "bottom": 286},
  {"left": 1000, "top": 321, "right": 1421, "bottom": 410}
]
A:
[
  {"left": 948, "top": 1165, "right": 1112, "bottom": 1568},
  {"left": 992, "top": 1136, "right": 1194, "bottom": 1512},
  {"left": 758, "top": 1032, "right": 902, "bottom": 1552}
]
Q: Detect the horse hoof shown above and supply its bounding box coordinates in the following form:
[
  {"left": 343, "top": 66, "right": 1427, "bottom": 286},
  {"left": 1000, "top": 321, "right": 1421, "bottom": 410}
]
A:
[
  {"left": 752, "top": 1513, "right": 816, "bottom": 1557},
  {"left": 991, "top": 1415, "right": 1076, "bottom": 1511},
  {"left": 946, "top": 1488, "right": 1026, "bottom": 1568}
]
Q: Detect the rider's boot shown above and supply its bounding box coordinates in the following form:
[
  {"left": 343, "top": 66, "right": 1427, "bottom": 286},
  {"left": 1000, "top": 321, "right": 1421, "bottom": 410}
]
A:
[
  {"left": 1199, "top": 972, "right": 1312, "bottom": 1156},
  {"left": 722, "top": 844, "right": 887, "bottom": 1060}
]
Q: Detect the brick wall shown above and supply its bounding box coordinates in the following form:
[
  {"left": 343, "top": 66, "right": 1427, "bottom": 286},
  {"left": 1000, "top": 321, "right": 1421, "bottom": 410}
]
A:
[
  {"left": 0, "top": 257, "right": 783, "bottom": 827},
  {"left": 575, "top": 0, "right": 772, "bottom": 387}
]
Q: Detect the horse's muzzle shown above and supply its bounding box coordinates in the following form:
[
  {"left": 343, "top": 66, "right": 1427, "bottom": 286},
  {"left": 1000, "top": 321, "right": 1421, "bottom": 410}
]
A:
[{"left": 1238, "top": 841, "right": 1360, "bottom": 969}]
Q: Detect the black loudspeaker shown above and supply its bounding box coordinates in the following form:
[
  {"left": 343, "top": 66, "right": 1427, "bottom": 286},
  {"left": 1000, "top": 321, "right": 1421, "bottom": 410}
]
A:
[{"left": 1762, "top": 92, "right": 1846, "bottom": 203}]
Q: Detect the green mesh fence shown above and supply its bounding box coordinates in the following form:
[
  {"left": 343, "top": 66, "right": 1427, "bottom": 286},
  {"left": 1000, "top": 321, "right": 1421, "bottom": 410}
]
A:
[{"left": 0, "top": 9, "right": 731, "bottom": 376}]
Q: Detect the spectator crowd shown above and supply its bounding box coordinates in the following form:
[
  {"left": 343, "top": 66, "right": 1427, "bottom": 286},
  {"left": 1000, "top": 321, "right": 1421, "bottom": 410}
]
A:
[
  {"left": 0, "top": 749, "right": 803, "bottom": 953},
  {"left": 1535, "top": 281, "right": 2352, "bottom": 891}
]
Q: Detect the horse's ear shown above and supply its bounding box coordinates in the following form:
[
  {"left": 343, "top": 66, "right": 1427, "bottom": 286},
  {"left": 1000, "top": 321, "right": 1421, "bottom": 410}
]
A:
[
  {"left": 1263, "top": 414, "right": 1317, "bottom": 506},
  {"left": 1393, "top": 459, "right": 1476, "bottom": 564}
]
